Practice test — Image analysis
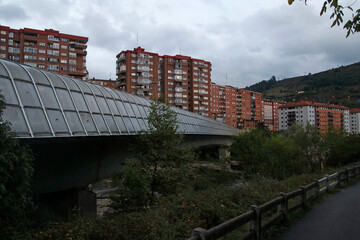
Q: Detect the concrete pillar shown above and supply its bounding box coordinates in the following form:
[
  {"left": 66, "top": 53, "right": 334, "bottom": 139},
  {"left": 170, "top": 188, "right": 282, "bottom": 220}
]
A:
[
  {"left": 219, "top": 146, "right": 230, "bottom": 160},
  {"left": 33, "top": 188, "right": 96, "bottom": 222}
]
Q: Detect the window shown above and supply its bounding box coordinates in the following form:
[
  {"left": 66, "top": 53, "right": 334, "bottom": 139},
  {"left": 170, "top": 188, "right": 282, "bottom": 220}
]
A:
[
  {"left": 0, "top": 46, "right": 6, "bottom": 51},
  {"left": 61, "top": 52, "right": 67, "bottom": 56},
  {"left": 61, "top": 59, "right": 67, "bottom": 64},
  {"left": 69, "top": 52, "right": 76, "bottom": 58},
  {"left": 9, "top": 32, "right": 13, "bottom": 38},
  {"left": 0, "top": 38, "right": 6, "bottom": 43},
  {"left": 39, "top": 49, "right": 46, "bottom": 54},
  {"left": 61, "top": 38, "right": 68, "bottom": 42},
  {"left": 8, "top": 39, "right": 13, "bottom": 45},
  {"left": 0, "top": 31, "right": 6, "bottom": 35},
  {"left": 39, "top": 42, "right": 46, "bottom": 47}
]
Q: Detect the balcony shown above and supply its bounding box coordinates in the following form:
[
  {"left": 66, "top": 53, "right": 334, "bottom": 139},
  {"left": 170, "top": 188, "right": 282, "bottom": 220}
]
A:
[
  {"left": 24, "top": 34, "right": 37, "bottom": 42},
  {"left": 137, "top": 78, "right": 152, "bottom": 84}
]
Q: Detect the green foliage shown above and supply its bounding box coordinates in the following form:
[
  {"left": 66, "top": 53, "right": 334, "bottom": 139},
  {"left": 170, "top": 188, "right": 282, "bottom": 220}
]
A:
[
  {"left": 112, "top": 100, "right": 195, "bottom": 211},
  {"left": 246, "top": 75, "right": 277, "bottom": 92},
  {"left": 231, "top": 128, "right": 306, "bottom": 180},
  {"left": 289, "top": 0, "right": 360, "bottom": 37},
  {"left": 0, "top": 94, "right": 35, "bottom": 239},
  {"left": 248, "top": 62, "right": 360, "bottom": 108}
]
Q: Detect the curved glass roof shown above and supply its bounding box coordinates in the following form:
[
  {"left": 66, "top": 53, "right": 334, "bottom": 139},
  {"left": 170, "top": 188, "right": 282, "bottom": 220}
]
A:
[{"left": 0, "top": 59, "right": 240, "bottom": 138}]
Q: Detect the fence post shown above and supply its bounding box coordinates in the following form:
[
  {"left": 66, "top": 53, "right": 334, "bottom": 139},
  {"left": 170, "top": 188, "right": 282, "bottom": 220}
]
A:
[
  {"left": 249, "top": 205, "right": 261, "bottom": 240},
  {"left": 278, "top": 192, "right": 289, "bottom": 221},
  {"left": 346, "top": 169, "right": 349, "bottom": 184},
  {"left": 300, "top": 186, "right": 307, "bottom": 210},
  {"left": 315, "top": 180, "right": 320, "bottom": 197},
  {"left": 191, "top": 228, "right": 208, "bottom": 240},
  {"left": 324, "top": 174, "right": 330, "bottom": 192},
  {"left": 336, "top": 172, "right": 341, "bottom": 188}
]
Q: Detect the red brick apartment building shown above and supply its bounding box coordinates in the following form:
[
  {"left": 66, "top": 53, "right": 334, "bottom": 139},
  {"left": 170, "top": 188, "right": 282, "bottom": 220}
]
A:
[
  {"left": 262, "top": 99, "right": 282, "bottom": 131},
  {"left": 279, "top": 100, "right": 350, "bottom": 133},
  {"left": 87, "top": 78, "right": 117, "bottom": 89},
  {"left": 211, "top": 83, "right": 263, "bottom": 130},
  {"left": 236, "top": 89, "right": 262, "bottom": 129},
  {"left": 0, "top": 25, "right": 88, "bottom": 79},
  {"left": 116, "top": 47, "right": 211, "bottom": 117}
]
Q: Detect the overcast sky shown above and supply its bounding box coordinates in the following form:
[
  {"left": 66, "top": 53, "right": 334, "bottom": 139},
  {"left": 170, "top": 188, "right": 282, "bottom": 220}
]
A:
[{"left": 0, "top": 0, "right": 359, "bottom": 88}]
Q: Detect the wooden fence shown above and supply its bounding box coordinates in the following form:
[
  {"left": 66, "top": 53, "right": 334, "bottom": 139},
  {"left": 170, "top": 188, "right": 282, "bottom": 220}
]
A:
[{"left": 187, "top": 165, "right": 360, "bottom": 240}]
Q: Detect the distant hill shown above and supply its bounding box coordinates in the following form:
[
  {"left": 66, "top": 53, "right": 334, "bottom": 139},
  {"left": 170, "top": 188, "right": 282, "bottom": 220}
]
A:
[{"left": 246, "top": 62, "right": 360, "bottom": 108}]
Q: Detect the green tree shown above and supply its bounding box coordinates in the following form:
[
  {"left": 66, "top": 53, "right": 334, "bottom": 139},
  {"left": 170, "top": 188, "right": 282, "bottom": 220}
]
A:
[
  {"left": 288, "top": 0, "right": 360, "bottom": 37},
  {"left": 0, "top": 94, "right": 34, "bottom": 239},
  {"left": 112, "top": 100, "right": 195, "bottom": 210}
]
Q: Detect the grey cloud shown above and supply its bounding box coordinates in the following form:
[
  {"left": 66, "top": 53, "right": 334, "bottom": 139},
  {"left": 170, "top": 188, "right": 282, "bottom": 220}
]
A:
[{"left": 0, "top": 3, "right": 28, "bottom": 20}]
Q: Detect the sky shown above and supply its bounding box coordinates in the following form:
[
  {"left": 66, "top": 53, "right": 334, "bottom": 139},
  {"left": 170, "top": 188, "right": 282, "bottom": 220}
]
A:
[{"left": 0, "top": 0, "right": 359, "bottom": 88}]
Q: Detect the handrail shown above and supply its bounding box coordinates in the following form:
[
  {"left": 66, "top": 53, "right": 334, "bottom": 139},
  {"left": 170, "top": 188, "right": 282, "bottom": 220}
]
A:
[{"left": 188, "top": 165, "right": 360, "bottom": 240}]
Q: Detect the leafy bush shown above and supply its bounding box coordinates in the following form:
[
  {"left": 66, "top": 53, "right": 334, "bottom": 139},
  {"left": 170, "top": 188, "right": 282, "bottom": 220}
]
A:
[{"left": 0, "top": 94, "right": 34, "bottom": 239}]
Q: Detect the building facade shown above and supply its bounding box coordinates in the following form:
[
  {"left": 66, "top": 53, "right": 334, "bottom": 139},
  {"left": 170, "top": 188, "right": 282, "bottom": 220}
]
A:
[
  {"left": 236, "top": 89, "right": 262, "bottom": 129},
  {"left": 279, "top": 101, "right": 350, "bottom": 133},
  {"left": 350, "top": 108, "right": 360, "bottom": 134},
  {"left": 262, "top": 100, "right": 282, "bottom": 131},
  {"left": 116, "top": 47, "right": 211, "bottom": 117},
  {"left": 87, "top": 78, "right": 117, "bottom": 89},
  {"left": 210, "top": 83, "right": 237, "bottom": 127},
  {"left": 0, "top": 25, "right": 88, "bottom": 80}
]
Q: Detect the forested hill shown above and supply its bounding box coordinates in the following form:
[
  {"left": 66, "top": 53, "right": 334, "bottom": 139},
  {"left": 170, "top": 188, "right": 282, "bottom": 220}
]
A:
[{"left": 246, "top": 62, "right": 360, "bottom": 108}]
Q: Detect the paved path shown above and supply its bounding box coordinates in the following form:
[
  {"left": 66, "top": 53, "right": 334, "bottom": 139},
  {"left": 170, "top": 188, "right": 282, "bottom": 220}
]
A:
[{"left": 277, "top": 181, "right": 360, "bottom": 240}]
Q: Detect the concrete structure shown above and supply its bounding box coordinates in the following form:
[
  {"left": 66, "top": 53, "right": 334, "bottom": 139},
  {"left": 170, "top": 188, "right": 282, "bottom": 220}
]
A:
[
  {"left": 87, "top": 78, "right": 117, "bottom": 89},
  {"left": 0, "top": 25, "right": 88, "bottom": 80},
  {"left": 116, "top": 47, "right": 211, "bottom": 117},
  {"left": 0, "top": 58, "right": 239, "bottom": 220},
  {"left": 279, "top": 100, "right": 350, "bottom": 133},
  {"left": 350, "top": 108, "right": 360, "bottom": 134}
]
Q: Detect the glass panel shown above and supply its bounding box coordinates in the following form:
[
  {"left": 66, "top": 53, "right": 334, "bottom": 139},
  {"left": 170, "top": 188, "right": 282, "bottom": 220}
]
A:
[
  {"left": 47, "top": 110, "right": 69, "bottom": 133},
  {"left": 137, "top": 118, "right": 146, "bottom": 130},
  {"left": 123, "top": 117, "right": 134, "bottom": 132},
  {"left": 85, "top": 94, "right": 100, "bottom": 113},
  {"left": 2, "top": 105, "right": 29, "bottom": 134},
  {"left": 98, "top": 86, "right": 112, "bottom": 98},
  {"left": 115, "top": 100, "right": 128, "bottom": 116},
  {"left": 118, "top": 92, "right": 129, "bottom": 102},
  {"left": 144, "top": 106, "right": 150, "bottom": 116},
  {"left": 79, "top": 112, "right": 97, "bottom": 132},
  {"left": 131, "top": 118, "right": 141, "bottom": 132},
  {"left": 107, "top": 99, "right": 119, "bottom": 115},
  {"left": 138, "top": 106, "right": 147, "bottom": 118},
  {"left": 64, "top": 111, "right": 85, "bottom": 133},
  {"left": 15, "top": 80, "right": 41, "bottom": 107},
  {"left": 96, "top": 97, "right": 110, "bottom": 114},
  {"left": 131, "top": 95, "right": 142, "bottom": 105},
  {"left": 43, "top": 72, "right": 66, "bottom": 88},
  {"left": 72, "top": 91, "right": 88, "bottom": 112},
  {"left": 37, "top": 85, "right": 59, "bottom": 109},
  {"left": 59, "top": 76, "right": 80, "bottom": 91},
  {"left": 124, "top": 102, "right": 135, "bottom": 117},
  {"left": 88, "top": 84, "right": 102, "bottom": 96},
  {"left": 25, "top": 67, "right": 50, "bottom": 85},
  {"left": 24, "top": 108, "right": 51, "bottom": 134},
  {"left": 2, "top": 61, "right": 31, "bottom": 81},
  {"left": 56, "top": 88, "right": 75, "bottom": 110},
  {"left": 0, "top": 77, "right": 18, "bottom": 105},
  {"left": 93, "top": 114, "right": 109, "bottom": 133},
  {"left": 108, "top": 89, "right": 121, "bottom": 100},
  {"left": 77, "top": 80, "right": 92, "bottom": 94},
  {"left": 0, "top": 61, "right": 9, "bottom": 77},
  {"left": 114, "top": 116, "right": 128, "bottom": 133},
  {"left": 104, "top": 115, "right": 119, "bottom": 133},
  {"left": 132, "top": 104, "right": 142, "bottom": 117}
]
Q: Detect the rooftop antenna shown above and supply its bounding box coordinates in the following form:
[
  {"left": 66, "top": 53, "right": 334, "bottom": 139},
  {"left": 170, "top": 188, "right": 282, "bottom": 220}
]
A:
[
  {"left": 109, "top": 72, "right": 112, "bottom": 80},
  {"left": 136, "top": 32, "right": 139, "bottom": 47},
  {"left": 225, "top": 73, "right": 228, "bottom": 86},
  {"left": 179, "top": 47, "right": 182, "bottom": 55}
]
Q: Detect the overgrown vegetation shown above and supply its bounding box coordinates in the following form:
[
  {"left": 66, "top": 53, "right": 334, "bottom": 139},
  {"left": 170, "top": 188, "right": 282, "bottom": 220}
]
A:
[
  {"left": 0, "top": 94, "right": 35, "bottom": 239},
  {"left": 246, "top": 62, "right": 360, "bottom": 108},
  {"left": 18, "top": 101, "right": 360, "bottom": 240}
]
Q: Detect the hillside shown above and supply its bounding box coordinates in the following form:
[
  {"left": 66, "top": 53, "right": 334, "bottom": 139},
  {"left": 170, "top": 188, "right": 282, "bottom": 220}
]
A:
[{"left": 247, "top": 62, "right": 360, "bottom": 108}]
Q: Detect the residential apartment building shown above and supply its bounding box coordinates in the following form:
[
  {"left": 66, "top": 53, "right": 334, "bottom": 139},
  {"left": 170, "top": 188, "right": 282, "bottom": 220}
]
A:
[
  {"left": 0, "top": 25, "right": 88, "bottom": 79},
  {"left": 87, "top": 78, "right": 117, "bottom": 89},
  {"left": 116, "top": 47, "right": 211, "bottom": 117},
  {"left": 262, "top": 99, "right": 282, "bottom": 131},
  {"left": 350, "top": 108, "right": 360, "bottom": 134},
  {"left": 210, "top": 83, "right": 237, "bottom": 127},
  {"left": 279, "top": 100, "right": 350, "bottom": 133},
  {"left": 236, "top": 89, "right": 262, "bottom": 129}
]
